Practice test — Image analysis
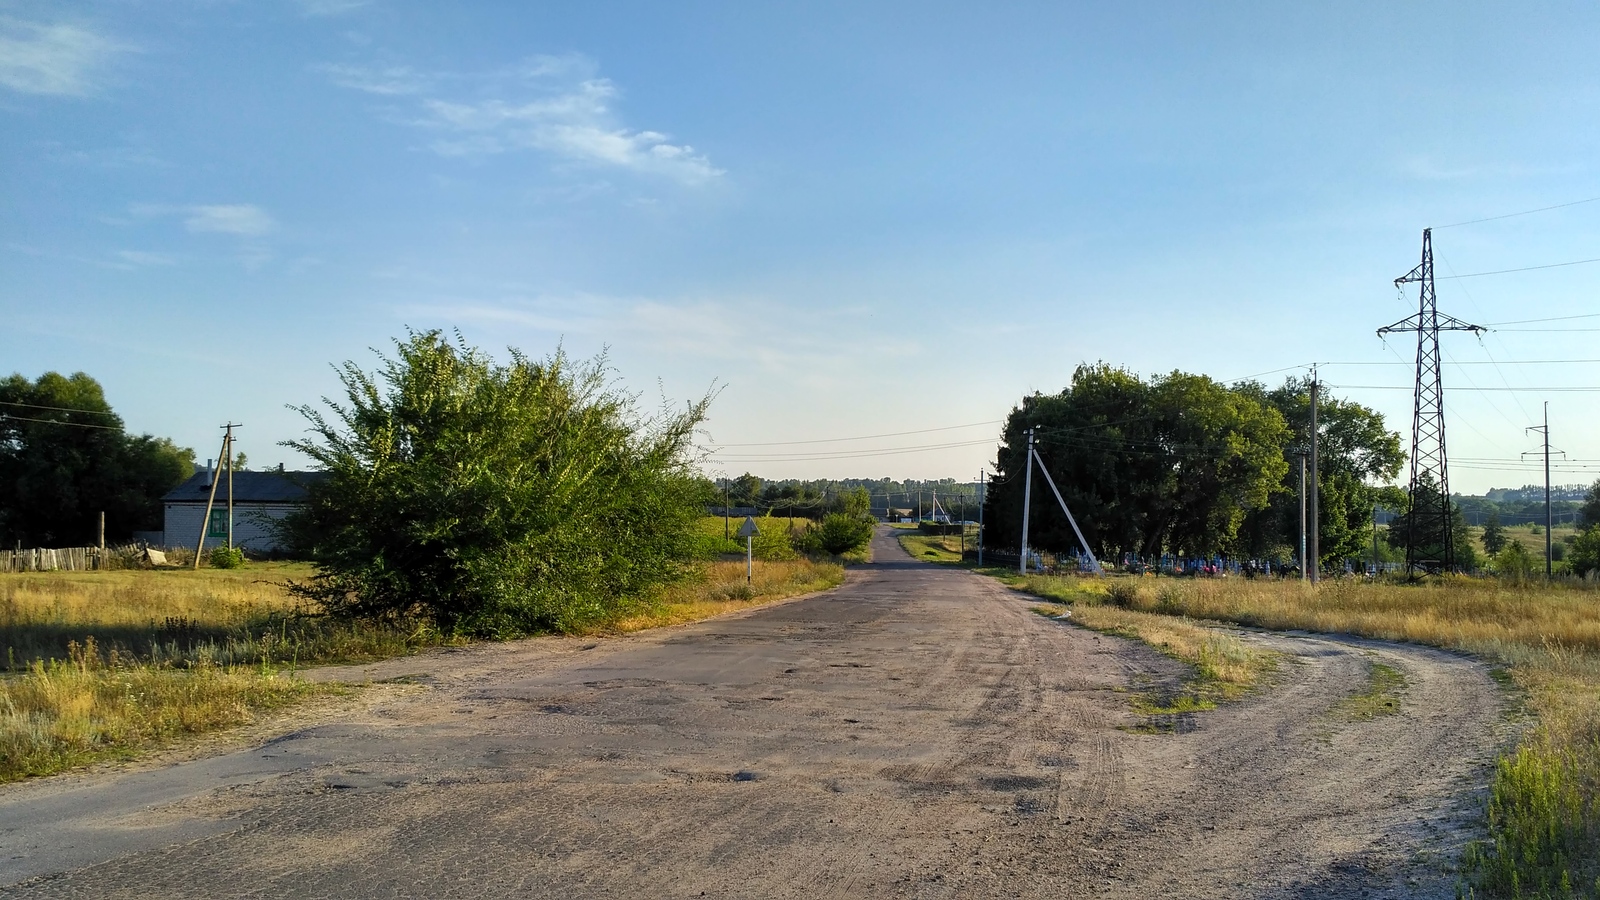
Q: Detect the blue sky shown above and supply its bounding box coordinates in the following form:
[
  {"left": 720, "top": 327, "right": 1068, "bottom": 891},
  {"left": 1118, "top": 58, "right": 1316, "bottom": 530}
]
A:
[{"left": 3, "top": 1, "right": 1598, "bottom": 492}]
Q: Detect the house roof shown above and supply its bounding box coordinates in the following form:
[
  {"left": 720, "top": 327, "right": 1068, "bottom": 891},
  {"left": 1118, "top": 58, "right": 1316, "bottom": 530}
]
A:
[{"left": 163, "top": 470, "right": 327, "bottom": 504}]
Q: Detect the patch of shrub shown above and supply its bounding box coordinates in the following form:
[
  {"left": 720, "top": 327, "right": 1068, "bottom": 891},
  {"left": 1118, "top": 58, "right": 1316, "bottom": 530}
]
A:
[
  {"left": 277, "top": 331, "right": 712, "bottom": 636},
  {"left": 207, "top": 546, "right": 245, "bottom": 569},
  {"left": 797, "top": 513, "right": 874, "bottom": 556}
]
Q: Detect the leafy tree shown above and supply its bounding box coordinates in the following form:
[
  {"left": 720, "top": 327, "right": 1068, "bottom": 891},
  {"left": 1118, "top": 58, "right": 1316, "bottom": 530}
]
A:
[
  {"left": 727, "top": 472, "right": 763, "bottom": 508},
  {"left": 1481, "top": 511, "right": 1507, "bottom": 555},
  {"left": 1384, "top": 472, "right": 1478, "bottom": 572},
  {"left": 1568, "top": 526, "right": 1600, "bottom": 579},
  {"left": 278, "top": 331, "right": 711, "bottom": 635},
  {"left": 1234, "top": 377, "right": 1405, "bottom": 568},
  {"left": 1579, "top": 479, "right": 1600, "bottom": 528},
  {"left": 0, "top": 371, "right": 193, "bottom": 547},
  {"left": 1493, "top": 541, "right": 1537, "bottom": 579},
  {"left": 984, "top": 364, "right": 1288, "bottom": 559}
]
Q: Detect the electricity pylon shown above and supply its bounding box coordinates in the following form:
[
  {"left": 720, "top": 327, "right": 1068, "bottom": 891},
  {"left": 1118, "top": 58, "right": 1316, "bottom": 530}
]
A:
[{"left": 1378, "top": 228, "right": 1483, "bottom": 574}]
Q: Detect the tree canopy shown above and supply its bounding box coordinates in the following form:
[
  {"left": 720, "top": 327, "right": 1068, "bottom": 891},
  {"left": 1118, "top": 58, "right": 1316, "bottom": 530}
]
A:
[
  {"left": 279, "top": 331, "right": 712, "bottom": 635},
  {"left": 983, "top": 365, "right": 1291, "bottom": 559},
  {"left": 0, "top": 372, "right": 193, "bottom": 547}
]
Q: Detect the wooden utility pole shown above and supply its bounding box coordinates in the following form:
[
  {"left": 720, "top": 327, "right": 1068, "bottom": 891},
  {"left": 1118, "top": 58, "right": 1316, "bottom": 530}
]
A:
[
  {"left": 193, "top": 423, "right": 239, "bottom": 569},
  {"left": 98, "top": 511, "right": 105, "bottom": 551},
  {"left": 1310, "top": 375, "right": 1320, "bottom": 584},
  {"left": 977, "top": 470, "right": 985, "bottom": 567}
]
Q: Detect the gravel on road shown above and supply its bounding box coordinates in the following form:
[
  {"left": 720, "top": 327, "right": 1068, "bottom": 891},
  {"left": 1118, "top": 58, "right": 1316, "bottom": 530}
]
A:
[{"left": 0, "top": 528, "right": 1507, "bottom": 898}]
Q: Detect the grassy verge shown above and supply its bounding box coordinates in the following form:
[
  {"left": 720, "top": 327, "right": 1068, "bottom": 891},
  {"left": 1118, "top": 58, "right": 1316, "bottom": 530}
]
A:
[
  {"left": 1, "top": 552, "right": 850, "bottom": 782},
  {"left": 999, "top": 572, "right": 1600, "bottom": 898},
  {"left": 1016, "top": 575, "right": 1277, "bottom": 716},
  {"left": 898, "top": 532, "right": 971, "bottom": 563},
  {"left": 0, "top": 641, "right": 344, "bottom": 782},
  {"left": 583, "top": 558, "right": 846, "bottom": 634}
]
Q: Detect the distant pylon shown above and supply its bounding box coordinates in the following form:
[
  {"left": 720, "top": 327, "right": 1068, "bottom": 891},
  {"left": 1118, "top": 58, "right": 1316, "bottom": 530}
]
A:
[{"left": 1377, "top": 228, "right": 1483, "bottom": 574}]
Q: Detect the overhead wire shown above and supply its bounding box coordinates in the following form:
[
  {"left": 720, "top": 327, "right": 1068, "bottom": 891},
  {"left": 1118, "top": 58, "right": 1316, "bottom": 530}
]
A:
[
  {"left": 1436, "top": 195, "right": 1600, "bottom": 229},
  {"left": 0, "top": 413, "right": 125, "bottom": 431}
]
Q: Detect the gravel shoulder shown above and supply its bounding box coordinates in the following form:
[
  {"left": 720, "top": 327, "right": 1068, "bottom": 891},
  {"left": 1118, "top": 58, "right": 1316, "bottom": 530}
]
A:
[{"left": 0, "top": 529, "right": 1506, "bottom": 898}]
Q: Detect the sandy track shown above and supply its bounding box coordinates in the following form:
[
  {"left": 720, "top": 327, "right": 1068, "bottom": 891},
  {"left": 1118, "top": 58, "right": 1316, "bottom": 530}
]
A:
[{"left": 0, "top": 529, "right": 1505, "bottom": 898}]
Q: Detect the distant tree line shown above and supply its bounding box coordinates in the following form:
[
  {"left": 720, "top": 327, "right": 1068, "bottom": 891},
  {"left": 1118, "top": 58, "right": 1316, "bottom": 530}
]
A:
[
  {"left": 710, "top": 474, "right": 981, "bottom": 518},
  {"left": 0, "top": 372, "right": 193, "bottom": 547},
  {"left": 982, "top": 365, "right": 1406, "bottom": 569}
]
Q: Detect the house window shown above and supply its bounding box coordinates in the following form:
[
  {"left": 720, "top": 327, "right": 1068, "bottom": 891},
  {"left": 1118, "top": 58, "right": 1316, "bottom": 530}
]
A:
[{"left": 208, "top": 509, "right": 228, "bottom": 538}]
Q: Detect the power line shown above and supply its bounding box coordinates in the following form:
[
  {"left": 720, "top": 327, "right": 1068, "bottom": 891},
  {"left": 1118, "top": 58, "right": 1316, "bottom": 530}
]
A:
[
  {"left": 0, "top": 400, "right": 121, "bottom": 418},
  {"left": 1330, "top": 384, "right": 1600, "bottom": 392},
  {"left": 1437, "top": 256, "right": 1600, "bottom": 280},
  {"left": 0, "top": 413, "right": 125, "bottom": 431},
  {"left": 1436, "top": 195, "right": 1600, "bottom": 229},
  {"left": 708, "top": 419, "right": 1001, "bottom": 448},
  {"left": 1484, "top": 313, "right": 1600, "bottom": 327}
]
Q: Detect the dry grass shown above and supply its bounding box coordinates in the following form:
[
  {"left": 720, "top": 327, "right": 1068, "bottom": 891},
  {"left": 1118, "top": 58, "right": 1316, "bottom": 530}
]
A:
[
  {"left": 1009, "top": 572, "right": 1600, "bottom": 898},
  {"left": 0, "top": 637, "right": 340, "bottom": 782},
  {"left": 1021, "top": 577, "right": 1277, "bottom": 714},
  {"left": 0, "top": 556, "right": 847, "bottom": 782},
  {"left": 589, "top": 559, "right": 845, "bottom": 633}
]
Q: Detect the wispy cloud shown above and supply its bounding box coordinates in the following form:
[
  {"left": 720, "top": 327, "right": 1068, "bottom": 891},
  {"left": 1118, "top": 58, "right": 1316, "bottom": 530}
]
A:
[
  {"left": 115, "top": 249, "right": 178, "bottom": 266},
  {"left": 0, "top": 18, "right": 124, "bottom": 96},
  {"left": 184, "top": 204, "right": 276, "bottom": 235},
  {"left": 296, "top": 0, "right": 374, "bottom": 17},
  {"left": 404, "top": 292, "right": 886, "bottom": 385},
  {"left": 321, "top": 55, "right": 723, "bottom": 185}
]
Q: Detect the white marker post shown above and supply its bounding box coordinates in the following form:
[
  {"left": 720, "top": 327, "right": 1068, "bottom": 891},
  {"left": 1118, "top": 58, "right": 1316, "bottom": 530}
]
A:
[{"left": 737, "top": 516, "right": 760, "bottom": 585}]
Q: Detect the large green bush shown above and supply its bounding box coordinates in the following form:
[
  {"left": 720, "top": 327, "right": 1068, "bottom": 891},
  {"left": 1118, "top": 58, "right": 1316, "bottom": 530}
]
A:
[
  {"left": 278, "top": 331, "right": 711, "bottom": 635},
  {"left": 797, "top": 513, "right": 875, "bottom": 556}
]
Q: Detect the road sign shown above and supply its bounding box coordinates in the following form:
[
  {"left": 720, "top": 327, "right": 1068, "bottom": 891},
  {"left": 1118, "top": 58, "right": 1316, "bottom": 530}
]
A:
[{"left": 736, "top": 516, "right": 760, "bottom": 539}]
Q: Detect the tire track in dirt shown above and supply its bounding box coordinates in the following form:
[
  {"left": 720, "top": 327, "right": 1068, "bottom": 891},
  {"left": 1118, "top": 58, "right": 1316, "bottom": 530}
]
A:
[{"left": 0, "top": 529, "right": 1504, "bottom": 899}]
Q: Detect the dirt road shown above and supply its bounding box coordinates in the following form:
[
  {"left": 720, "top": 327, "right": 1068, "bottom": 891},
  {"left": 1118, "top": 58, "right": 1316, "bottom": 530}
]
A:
[{"left": 0, "top": 528, "right": 1506, "bottom": 898}]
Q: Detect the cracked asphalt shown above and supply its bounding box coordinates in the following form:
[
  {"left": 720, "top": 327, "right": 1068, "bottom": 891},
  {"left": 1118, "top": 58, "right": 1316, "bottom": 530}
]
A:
[{"left": 0, "top": 528, "right": 1506, "bottom": 898}]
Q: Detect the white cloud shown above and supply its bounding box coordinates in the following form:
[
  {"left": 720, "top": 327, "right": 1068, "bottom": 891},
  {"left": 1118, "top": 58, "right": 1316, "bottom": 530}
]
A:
[
  {"left": 324, "top": 57, "right": 723, "bottom": 185},
  {"left": 184, "top": 204, "right": 276, "bottom": 236},
  {"left": 0, "top": 19, "right": 123, "bottom": 96},
  {"left": 297, "top": 0, "right": 373, "bottom": 17},
  {"left": 318, "top": 63, "right": 429, "bottom": 96},
  {"left": 115, "top": 250, "right": 177, "bottom": 266}
]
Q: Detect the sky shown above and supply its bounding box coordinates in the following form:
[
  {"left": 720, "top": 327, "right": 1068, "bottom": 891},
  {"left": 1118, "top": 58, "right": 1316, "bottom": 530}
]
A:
[{"left": 3, "top": 0, "right": 1598, "bottom": 494}]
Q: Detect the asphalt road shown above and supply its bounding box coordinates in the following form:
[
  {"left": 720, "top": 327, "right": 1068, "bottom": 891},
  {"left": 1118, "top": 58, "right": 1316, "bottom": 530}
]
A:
[{"left": 0, "top": 528, "right": 1505, "bottom": 898}]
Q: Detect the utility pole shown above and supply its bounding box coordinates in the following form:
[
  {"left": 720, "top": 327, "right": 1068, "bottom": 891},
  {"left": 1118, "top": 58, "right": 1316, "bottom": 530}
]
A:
[
  {"left": 977, "top": 470, "right": 986, "bottom": 567},
  {"left": 1020, "top": 429, "right": 1035, "bottom": 575},
  {"left": 1372, "top": 502, "right": 1380, "bottom": 577},
  {"left": 226, "top": 425, "right": 236, "bottom": 552},
  {"left": 723, "top": 478, "right": 730, "bottom": 540},
  {"left": 1378, "top": 228, "right": 1483, "bottom": 575},
  {"left": 1310, "top": 374, "right": 1320, "bottom": 584},
  {"left": 1524, "top": 403, "right": 1559, "bottom": 578},
  {"left": 1296, "top": 452, "right": 1307, "bottom": 580},
  {"left": 193, "top": 424, "right": 239, "bottom": 570}
]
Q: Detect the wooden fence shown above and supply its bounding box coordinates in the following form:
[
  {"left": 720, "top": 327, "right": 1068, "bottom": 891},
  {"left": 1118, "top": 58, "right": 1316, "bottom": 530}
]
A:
[{"left": 1, "top": 546, "right": 116, "bottom": 573}]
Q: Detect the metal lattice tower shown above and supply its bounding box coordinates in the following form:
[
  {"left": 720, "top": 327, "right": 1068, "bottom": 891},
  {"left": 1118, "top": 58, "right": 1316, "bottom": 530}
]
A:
[{"left": 1377, "top": 228, "right": 1483, "bottom": 574}]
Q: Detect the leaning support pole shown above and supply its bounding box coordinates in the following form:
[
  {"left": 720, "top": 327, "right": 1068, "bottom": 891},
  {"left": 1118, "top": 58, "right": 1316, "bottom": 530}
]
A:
[
  {"left": 193, "top": 433, "right": 229, "bottom": 570},
  {"left": 1030, "top": 446, "right": 1104, "bottom": 576},
  {"left": 1019, "top": 429, "right": 1035, "bottom": 574}
]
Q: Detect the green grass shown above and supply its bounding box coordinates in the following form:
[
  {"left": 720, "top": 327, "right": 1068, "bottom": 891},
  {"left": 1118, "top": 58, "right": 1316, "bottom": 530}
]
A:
[
  {"left": 898, "top": 532, "right": 968, "bottom": 563},
  {"left": 1332, "top": 659, "right": 1406, "bottom": 722}
]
